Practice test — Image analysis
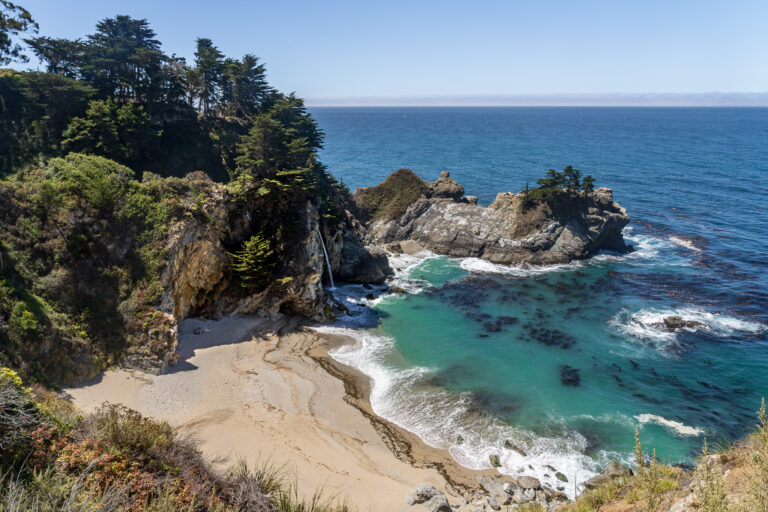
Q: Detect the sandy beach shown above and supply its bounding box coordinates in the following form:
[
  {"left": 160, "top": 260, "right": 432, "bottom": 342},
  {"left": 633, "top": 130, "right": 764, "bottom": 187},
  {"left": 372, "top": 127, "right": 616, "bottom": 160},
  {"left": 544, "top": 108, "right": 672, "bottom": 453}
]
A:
[{"left": 66, "top": 315, "right": 490, "bottom": 511}]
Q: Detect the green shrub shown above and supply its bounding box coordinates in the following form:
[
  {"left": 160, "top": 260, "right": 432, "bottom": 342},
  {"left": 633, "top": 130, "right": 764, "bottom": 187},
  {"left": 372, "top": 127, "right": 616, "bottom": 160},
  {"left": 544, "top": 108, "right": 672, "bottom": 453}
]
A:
[
  {"left": 352, "top": 168, "right": 429, "bottom": 222},
  {"left": 230, "top": 233, "right": 276, "bottom": 289}
]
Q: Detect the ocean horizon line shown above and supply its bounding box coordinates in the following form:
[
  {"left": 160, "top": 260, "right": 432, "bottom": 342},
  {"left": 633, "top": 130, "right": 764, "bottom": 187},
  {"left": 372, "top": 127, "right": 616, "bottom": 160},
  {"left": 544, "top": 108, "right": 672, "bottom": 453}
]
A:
[{"left": 306, "top": 92, "right": 768, "bottom": 107}]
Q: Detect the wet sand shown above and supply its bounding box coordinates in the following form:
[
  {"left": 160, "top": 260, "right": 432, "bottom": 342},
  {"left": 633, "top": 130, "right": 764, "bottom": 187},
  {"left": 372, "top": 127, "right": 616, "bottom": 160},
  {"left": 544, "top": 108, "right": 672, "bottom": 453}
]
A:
[{"left": 66, "top": 315, "right": 491, "bottom": 511}]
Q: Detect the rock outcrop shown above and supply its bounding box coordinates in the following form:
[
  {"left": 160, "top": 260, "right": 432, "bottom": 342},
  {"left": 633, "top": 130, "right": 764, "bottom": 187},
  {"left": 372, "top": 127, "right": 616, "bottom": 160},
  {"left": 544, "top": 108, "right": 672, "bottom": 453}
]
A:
[{"left": 354, "top": 169, "right": 630, "bottom": 265}]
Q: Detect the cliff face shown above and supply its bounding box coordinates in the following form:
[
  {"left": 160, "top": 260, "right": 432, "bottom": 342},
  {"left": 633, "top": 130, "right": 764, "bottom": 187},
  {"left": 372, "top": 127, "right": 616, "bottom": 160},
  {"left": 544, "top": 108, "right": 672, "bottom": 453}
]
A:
[
  {"left": 0, "top": 161, "right": 390, "bottom": 383},
  {"left": 118, "top": 182, "right": 393, "bottom": 375},
  {"left": 355, "top": 170, "right": 630, "bottom": 265}
]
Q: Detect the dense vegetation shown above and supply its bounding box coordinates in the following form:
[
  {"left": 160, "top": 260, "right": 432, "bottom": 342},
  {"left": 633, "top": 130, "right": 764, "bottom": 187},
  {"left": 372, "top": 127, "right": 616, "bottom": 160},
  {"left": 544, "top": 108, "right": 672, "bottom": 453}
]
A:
[
  {"left": 0, "top": 367, "right": 350, "bottom": 511},
  {"left": 350, "top": 168, "right": 431, "bottom": 222},
  {"left": 0, "top": 4, "right": 349, "bottom": 384},
  {"left": 0, "top": 8, "right": 335, "bottom": 184},
  {"left": 519, "top": 165, "right": 596, "bottom": 210}
]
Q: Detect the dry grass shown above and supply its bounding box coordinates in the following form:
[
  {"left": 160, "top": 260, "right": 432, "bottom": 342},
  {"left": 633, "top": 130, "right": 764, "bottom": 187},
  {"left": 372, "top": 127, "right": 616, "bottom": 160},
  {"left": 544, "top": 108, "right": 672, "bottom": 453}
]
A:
[{"left": 0, "top": 368, "right": 352, "bottom": 512}]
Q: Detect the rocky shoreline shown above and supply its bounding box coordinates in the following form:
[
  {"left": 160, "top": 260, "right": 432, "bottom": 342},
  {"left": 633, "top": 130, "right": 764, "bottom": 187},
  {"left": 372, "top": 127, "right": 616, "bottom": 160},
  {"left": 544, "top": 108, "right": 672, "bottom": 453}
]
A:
[
  {"left": 62, "top": 169, "right": 635, "bottom": 508},
  {"left": 402, "top": 459, "right": 633, "bottom": 512}
]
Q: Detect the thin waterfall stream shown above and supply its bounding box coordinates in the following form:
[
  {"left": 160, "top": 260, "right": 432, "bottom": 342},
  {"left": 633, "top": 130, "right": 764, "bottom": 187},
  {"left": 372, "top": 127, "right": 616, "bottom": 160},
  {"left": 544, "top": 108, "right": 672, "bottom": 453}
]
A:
[{"left": 317, "top": 227, "right": 336, "bottom": 289}]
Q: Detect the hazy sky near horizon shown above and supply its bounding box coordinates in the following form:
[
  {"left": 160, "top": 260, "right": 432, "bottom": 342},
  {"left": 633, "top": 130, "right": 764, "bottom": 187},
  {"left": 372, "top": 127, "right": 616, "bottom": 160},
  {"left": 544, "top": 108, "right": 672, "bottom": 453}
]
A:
[{"left": 19, "top": 0, "right": 768, "bottom": 104}]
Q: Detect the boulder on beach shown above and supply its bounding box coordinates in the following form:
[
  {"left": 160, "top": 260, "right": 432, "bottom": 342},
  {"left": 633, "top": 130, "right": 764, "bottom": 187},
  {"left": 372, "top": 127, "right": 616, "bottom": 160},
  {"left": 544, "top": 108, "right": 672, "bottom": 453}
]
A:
[
  {"left": 425, "top": 494, "right": 451, "bottom": 512},
  {"left": 406, "top": 483, "right": 440, "bottom": 505},
  {"left": 517, "top": 476, "right": 541, "bottom": 490}
]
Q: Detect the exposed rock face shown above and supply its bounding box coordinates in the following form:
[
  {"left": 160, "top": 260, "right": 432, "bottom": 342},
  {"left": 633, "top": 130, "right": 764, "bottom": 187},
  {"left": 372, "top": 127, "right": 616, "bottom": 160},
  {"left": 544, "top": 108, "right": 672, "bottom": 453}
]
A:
[
  {"left": 127, "top": 185, "right": 390, "bottom": 375},
  {"left": 355, "top": 170, "right": 630, "bottom": 265},
  {"left": 430, "top": 170, "right": 465, "bottom": 200},
  {"left": 661, "top": 316, "right": 704, "bottom": 331},
  {"left": 332, "top": 211, "right": 393, "bottom": 284}
]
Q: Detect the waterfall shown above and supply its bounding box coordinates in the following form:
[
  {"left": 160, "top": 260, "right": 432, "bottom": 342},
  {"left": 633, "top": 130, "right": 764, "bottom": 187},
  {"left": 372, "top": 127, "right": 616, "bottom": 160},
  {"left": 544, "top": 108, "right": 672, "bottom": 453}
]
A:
[{"left": 317, "top": 227, "right": 336, "bottom": 290}]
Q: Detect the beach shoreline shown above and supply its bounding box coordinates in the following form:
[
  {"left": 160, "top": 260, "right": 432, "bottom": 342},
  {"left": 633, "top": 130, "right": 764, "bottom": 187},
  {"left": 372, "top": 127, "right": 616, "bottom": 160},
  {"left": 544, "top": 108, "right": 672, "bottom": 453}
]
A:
[{"left": 65, "top": 314, "right": 493, "bottom": 511}]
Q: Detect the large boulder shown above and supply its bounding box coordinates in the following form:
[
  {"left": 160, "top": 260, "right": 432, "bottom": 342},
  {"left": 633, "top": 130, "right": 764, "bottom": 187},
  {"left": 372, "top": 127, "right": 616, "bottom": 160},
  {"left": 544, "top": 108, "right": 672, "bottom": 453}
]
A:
[
  {"left": 430, "top": 171, "right": 465, "bottom": 200},
  {"left": 406, "top": 484, "right": 440, "bottom": 505},
  {"left": 476, "top": 476, "right": 512, "bottom": 506},
  {"left": 601, "top": 461, "right": 633, "bottom": 479},
  {"left": 336, "top": 230, "right": 393, "bottom": 284},
  {"left": 661, "top": 316, "right": 704, "bottom": 331},
  {"left": 425, "top": 494, "right": 451, "bottom": 512},
  {"left": 517, "top": 476, "right": 541, "bottom": 490}
]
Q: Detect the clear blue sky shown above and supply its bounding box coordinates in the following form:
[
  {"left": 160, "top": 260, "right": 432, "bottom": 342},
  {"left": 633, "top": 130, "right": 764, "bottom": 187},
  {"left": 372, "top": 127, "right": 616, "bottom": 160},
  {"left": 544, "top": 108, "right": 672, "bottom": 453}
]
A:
[{"left": 19, "top": 0, "right": 768, "bottom": 104}]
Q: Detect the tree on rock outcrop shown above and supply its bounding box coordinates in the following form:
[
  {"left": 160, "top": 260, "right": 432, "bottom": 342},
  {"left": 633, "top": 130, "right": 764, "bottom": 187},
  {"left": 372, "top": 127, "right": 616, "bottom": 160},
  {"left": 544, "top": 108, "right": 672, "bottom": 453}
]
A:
[{"left": 229, "top": 233, "right": 277, "bottom": 289}]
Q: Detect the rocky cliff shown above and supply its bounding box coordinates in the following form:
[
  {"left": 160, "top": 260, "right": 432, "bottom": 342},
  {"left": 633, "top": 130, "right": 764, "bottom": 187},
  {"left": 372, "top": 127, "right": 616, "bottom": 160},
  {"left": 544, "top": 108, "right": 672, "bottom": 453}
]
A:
[
  {"left": 0, "top": 160, "right": 629, "bottom": 384},
  {"left": 0, "top": 159, "right": 390, "bottom": 383},
  {"left": 354, "top": 169, "right": 630, "bottom": 265}
]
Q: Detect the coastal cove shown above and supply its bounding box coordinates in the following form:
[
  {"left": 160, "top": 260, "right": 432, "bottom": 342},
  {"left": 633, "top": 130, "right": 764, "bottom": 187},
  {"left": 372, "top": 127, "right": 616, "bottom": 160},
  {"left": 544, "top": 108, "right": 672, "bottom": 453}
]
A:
[
  {"left": 307, "top": 107, "right": 768, "bottom": 497},
  {"left": 65, "top": 315, "right": 503, "bottom": 511}
]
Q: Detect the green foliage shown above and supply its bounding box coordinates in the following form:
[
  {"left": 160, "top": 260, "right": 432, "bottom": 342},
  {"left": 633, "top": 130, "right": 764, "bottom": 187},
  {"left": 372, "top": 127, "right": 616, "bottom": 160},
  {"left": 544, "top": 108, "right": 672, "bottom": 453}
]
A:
[
  {"left": 696, "top": 438, "right": 729, "bottom": 512},
  {"left": 0, "top": 154, "right": 184, "bottom": 383},
  {"left": 61, "top": 99, "right": 161, "bottom": 170},
  {"left": 634, "top": 427, "right": 665, "bottom": 512},
  {"left": 234, "top": 94, "right": 323, "bottom": 191},
  {"left": 47, "top": 152, "right": 135, "bottom": 209},
  {"left": 0, "top": 70, "right": 95, "bottom": 175},
  {"left": 352, "top": 168, "right": 430, "bottom": 222},
  {"left": 0, "top": 0, "right": 37, "bottom": 64},
  {"left": 229, "top": 233, "right": 276, "bottom": 289},
  {"left": 0, "top": 367, "right": 46, "bottom": 473},
  {"left": 737, "top": 399, "right": 768, "bottom": 512},
  {"left": 519, "top": 165, "right": 597, "bottom": 211},
  {"left": 23, "top": 35, "right": 85, "bottom": 76},
  {"left": 81, "top": 15, "right": 165, "bottom": 102}
]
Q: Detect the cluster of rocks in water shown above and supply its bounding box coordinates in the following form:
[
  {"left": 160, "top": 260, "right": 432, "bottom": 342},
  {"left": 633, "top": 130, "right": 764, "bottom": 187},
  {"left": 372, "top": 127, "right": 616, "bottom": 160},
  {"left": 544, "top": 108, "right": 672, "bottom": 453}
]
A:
[
  {"left": 354, "top": 169, "right": 631, "bottom": 266},
  {"left": 405, "top": 461, "right": 632, "bottom": 512}
]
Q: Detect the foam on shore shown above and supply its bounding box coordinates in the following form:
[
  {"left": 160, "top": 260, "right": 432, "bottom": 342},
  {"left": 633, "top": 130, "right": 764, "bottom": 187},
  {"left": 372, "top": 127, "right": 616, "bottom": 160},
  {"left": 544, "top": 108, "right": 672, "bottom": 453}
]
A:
[
  {"left": 317, "top": 323, "right": 602, "bottom": 500},
  {"left": 609, "top": 306, "right": 765, "bottom": 346},
  {"left": 634, "top": 414, "right": 705, "bottom": 436}
]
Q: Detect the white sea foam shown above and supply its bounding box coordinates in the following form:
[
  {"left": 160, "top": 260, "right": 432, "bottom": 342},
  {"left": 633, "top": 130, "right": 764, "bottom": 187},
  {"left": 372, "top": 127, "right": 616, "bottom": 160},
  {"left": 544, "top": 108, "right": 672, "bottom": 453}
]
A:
[
  {"left": 314, "top": 323, "right": 603, "bottom": 499},
  {"left": 635, "top": 414, "right": 705, "bottom": 436},
  {"left": 668, "top": 236, "right": 703, "bottom": 252},
  {"left": 609, "top": 307, "right": 766, "bottom": 345},
  {"left": 593, "top": 227, "right": 687, "bottom": 266},
  {"left": 459, "top": 257, "right": 583, "bottom": 276}
]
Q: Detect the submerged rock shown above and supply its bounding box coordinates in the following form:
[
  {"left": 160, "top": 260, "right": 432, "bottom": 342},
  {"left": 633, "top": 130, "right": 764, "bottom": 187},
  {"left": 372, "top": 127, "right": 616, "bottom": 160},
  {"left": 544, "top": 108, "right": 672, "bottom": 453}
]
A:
[
  {"left": 489, "top": 454, "right": 502, "bottom": 467},
  {"left": 503, "top": 440, "right": 528, "bottom": 457},
  {"left": 662, "top": 315, "right": 705, "bottom": 331}
]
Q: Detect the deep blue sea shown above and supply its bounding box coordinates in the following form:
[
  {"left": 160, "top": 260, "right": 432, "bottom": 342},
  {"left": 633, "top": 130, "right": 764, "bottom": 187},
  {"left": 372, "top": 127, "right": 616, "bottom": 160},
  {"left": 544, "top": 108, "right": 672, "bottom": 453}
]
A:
[{"left": 309, "top": 107, "right": 768, "bottom": 496}]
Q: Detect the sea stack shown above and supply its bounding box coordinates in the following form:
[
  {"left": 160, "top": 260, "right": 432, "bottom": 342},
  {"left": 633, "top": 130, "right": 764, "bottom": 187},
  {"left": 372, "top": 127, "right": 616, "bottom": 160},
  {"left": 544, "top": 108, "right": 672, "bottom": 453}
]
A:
[{"left": 352, "top": 169, "right": 630, "bottom": 265}]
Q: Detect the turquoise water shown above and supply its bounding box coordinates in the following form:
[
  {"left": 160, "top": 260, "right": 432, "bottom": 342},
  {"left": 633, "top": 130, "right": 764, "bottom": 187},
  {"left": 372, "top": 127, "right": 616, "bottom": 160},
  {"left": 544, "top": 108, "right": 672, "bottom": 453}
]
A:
[{"left": 310, "top": 107, "right": 768, "bottom": 494}]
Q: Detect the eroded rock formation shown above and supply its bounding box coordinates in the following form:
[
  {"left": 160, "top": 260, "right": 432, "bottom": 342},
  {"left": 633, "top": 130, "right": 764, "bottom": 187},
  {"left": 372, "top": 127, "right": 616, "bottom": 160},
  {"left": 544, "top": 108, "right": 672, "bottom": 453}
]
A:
[{"left": 354, "top": 169, "right": 630, "bottom": 265}]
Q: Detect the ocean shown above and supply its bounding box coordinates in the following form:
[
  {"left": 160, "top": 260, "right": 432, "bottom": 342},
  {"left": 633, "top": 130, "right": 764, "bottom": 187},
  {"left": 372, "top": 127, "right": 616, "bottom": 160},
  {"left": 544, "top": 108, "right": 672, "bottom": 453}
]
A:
[{"left": 308, "top": 107, "right": 768, "bottom": 496}]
